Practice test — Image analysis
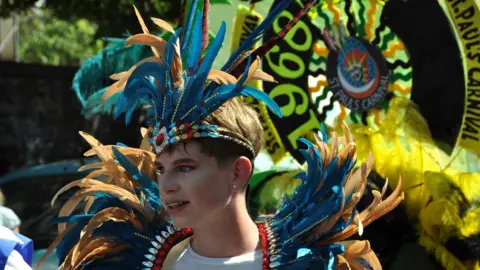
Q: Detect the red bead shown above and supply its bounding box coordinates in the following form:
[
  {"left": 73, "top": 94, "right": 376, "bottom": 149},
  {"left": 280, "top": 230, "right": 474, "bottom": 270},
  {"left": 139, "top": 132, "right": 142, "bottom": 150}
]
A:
[
  {"left": 257, "top": 223, "right": 270, "bottom": 270},
  {"left": 168, "top": 237, "right": 175, "bottom": 244},
  {"left": 156, "top": 133, "right": 164, "bottom": 145},
  {"left": 152, "top": 265, "right": 161, "bottom": 270}
]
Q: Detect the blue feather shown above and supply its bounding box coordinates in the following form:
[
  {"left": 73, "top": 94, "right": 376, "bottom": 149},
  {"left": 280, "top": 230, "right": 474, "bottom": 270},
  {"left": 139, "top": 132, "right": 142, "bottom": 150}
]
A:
[
  {"left": 186, "top": 10, "right": 203, "bottom": 72},
  {"left": 241, "top": 86, "right": 282, "bottom": 117},
  {"left": 111, "top": 146, "right": 159, "bottom": 195},
  {"left": 126, "top": 62, "right": 166, "bottom": 101},
  {"left": 265, "top": 131, "right": 363, "bottom": 269},
  {"left": 164, "top": 28, "right": 183, "bottom": 78},
  {"left": 114, "top": 95, "right": 129, "bottom": 120},
  {"left": 320, "top": 122, "right": 328, "bottom": 142},
  {"left": 181, "top": 0, "right": 199, "bottom": 51},
  {"left": 188, "top": 21, "right": 226, "bottom": 103}
]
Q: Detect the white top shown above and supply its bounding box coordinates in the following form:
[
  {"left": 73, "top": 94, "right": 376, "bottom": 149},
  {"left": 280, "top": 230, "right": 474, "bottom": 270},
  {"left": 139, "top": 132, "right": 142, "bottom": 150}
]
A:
[
  {"left": 5, "top": 250, "right": 32, "bottom": 270},
  {"left": 172, "top": 243, "right": 263, "bottom": 270},
  {"left": 0, "top": 206, "right": 21, "bottom": 230},
  {"left": 0, "top": 226, "right": 32, "bottom": 270}
]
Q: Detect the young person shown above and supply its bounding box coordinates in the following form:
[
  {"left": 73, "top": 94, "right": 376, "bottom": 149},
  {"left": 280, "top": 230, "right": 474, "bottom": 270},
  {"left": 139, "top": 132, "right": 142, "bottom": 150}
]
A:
[{"left": 41, "top": 1, "right": 404, "bottom": 269}]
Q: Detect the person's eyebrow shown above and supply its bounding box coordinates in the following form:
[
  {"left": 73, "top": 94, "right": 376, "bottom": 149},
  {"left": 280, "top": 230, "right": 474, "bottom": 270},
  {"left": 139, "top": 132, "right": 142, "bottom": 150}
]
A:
[
  {"left": 172, "top": 157, "right": 198, "bottom": 165},
  {"left": 154, "top": 157, "right": 198, "bottom": 168}
]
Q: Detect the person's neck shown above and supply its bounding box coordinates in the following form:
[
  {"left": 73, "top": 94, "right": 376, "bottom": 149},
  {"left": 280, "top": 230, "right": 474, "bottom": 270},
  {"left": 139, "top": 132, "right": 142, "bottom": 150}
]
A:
[{"left": 190, "top": 198, "right": 259, "bottom": 258}]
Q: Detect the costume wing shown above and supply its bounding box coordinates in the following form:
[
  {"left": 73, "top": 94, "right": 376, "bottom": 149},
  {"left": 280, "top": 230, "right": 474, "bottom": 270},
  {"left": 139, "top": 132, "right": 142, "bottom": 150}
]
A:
[
  {"left": 265, "top": 125, "right": 404, "bottom": 269},
  {"left": 39, "top": 133, "right": 191, "bottom": 269}
]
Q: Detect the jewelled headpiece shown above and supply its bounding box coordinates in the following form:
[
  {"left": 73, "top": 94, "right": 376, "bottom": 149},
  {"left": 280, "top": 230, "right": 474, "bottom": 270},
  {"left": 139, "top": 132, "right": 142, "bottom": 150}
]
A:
[{"left": 102, "top": 0, "right": 316, "bottom": 155}]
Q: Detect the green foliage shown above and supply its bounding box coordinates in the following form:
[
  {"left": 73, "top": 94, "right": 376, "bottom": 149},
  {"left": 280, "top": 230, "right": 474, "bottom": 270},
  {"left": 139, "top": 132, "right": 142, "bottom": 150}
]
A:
[
  {"left": 2, "top": 1, "right": 180, "bottom": 38},
  {"left": 6, "top": 0, "right": 234, "bottom": 66},
  {"left": 19, "top": 9, "right": 103, "bottom": 66}
]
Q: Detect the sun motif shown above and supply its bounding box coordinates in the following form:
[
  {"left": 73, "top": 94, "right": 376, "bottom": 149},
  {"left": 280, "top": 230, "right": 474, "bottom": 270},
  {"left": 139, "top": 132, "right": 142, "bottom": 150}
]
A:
[
  {"left": 307, "top": 0, "right": 413, "bottom": 127},
  {"left": 344, "top": 49, "right": 370, "bottom": 84}
]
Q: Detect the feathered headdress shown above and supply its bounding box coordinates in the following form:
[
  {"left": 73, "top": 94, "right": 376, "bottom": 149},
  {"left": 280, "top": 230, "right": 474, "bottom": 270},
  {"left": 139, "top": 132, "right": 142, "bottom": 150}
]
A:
[{"left": 101, "top": 0, "right": 317, "bottom": 156}]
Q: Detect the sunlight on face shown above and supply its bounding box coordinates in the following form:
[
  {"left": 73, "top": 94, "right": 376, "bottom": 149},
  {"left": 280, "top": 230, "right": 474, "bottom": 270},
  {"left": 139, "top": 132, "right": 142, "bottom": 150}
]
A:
[{"left": 155, "top": 141, "right": 234, "bottom": 229}]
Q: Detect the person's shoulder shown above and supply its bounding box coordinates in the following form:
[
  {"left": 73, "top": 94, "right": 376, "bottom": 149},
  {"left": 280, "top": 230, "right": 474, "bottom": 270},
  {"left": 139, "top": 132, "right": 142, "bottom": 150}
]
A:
[
  {"left": 0, "top": 205, "right": 16, "bottom": 214},
  {"left": 0, "top": 206, "right": 21, "bottom": 230}
]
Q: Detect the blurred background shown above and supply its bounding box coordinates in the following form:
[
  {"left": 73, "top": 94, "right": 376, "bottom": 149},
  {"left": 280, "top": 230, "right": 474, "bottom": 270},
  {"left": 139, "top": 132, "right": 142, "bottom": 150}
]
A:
[{"left": 1, "top": 0, "right": 479, "bottom": 269}]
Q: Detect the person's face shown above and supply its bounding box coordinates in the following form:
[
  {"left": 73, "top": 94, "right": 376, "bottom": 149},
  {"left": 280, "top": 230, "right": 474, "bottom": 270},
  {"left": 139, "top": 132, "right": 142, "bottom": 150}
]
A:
[{"left": 155, "top": 141, "right": 235, "bottom": 229}]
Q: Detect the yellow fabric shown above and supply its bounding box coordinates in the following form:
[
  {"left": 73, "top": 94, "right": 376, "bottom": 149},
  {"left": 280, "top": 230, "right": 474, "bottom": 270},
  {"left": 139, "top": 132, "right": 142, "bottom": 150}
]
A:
[{"left": 347, "top": 97, "right": 480, "bottom": 269}]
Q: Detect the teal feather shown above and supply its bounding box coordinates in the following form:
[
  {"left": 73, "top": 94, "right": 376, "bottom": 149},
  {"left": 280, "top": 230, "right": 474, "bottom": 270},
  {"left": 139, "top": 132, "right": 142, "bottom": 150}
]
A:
[
  {"left": 181, "top": 0, "right": 199, "bottom": 51},
  {"left": 164, "top": 28, "right": 183, "bottom": 79},
  {"left": 265, "top": 135, "right": 358, "bottom": 269},
  {"left": 188, "top": 21, "right": 226, "bottom": 101},
  {"left": 186, "top": 10, "right": 203, "bottom": 72},
  {"left": 111, "top": 146, "right": 160, "bottom": 210},
  {"left": 241, "top": 86, "right": 282, "bottom": 117},
  {"left": 73, "top": 37, "right": 153, "bottom": 117}
]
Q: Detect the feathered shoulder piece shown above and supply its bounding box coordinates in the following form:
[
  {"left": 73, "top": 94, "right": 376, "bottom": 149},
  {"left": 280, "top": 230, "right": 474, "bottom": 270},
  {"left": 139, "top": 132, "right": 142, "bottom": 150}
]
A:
[
  {"left": 101, "top": 0, "right": 317, "bottom": 156},
  {"left": 39, "top": 131, "right": 191, "bottom": 269},
  {"left": 264, "top": 124, "right": 405, "bottom": 269}
]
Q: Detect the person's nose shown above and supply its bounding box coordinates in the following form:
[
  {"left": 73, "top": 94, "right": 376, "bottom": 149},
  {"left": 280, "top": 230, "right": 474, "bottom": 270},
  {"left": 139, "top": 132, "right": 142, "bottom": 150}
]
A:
[{"left": 158, "top": 173, "right": 180, "bottom": 195}]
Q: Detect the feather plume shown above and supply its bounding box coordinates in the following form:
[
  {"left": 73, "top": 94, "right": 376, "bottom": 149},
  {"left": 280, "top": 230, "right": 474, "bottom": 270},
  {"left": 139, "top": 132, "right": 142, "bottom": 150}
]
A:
[
  {"left": 265, "top": 124, "right": 404, "bottom": 269},
  {"left": 133, "top": 5, "right": 160, "bottom": 58},
  {"left": 105, "top": 5, "right": 283, "bottom": 143},
  {"left": 151, "top": 17, "right": 175, "bottom": 33},
  {"left": 102, "top": 56, "right": 164, "bottom": 103},
  {"left": 206, "top": 70, "right": 238, "bottom": 84},
  {"left": 125, "top": 33, "right": 167, "bottom": 56},
  {"left": 41, "top": 133, "right": 171, "bottom": 270}
]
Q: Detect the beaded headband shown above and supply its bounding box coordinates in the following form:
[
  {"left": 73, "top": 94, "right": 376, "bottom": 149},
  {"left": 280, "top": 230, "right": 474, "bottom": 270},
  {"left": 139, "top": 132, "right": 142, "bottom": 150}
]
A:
[
  {"left": 150, "top": 121, "right": 256, "bottom": 156},
  {"left": 102, "top": 0, "right": 315, "bottom": 156}
]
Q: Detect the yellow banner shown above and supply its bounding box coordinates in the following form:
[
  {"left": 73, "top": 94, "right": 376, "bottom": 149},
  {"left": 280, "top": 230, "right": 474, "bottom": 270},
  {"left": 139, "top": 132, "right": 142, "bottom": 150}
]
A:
[
  {"left": 440, "top": 0, "right": 480, "bottom": 155},
  {"left": 230, "top": 5, "right": 288, "bottom": 162}
]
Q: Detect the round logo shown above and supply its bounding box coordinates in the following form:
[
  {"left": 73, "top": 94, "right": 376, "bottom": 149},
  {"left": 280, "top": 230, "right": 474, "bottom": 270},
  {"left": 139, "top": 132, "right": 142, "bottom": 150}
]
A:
[{"left": 327, "top": 37, "right": 390, "bottom": 112}]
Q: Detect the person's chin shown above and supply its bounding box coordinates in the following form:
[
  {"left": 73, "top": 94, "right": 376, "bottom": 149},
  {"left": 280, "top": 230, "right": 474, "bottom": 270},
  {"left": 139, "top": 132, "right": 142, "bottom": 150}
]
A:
[
  {"left": 171, "top": 216, "right": 192, "bottom": 229},
  {"left": 168, "top": 204, "right": 191, "bottom": 228}
]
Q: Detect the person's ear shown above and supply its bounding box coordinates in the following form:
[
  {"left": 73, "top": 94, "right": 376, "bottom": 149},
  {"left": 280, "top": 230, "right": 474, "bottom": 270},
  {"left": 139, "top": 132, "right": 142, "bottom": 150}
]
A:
[{"left": 231, "top": 156, "right": 252, "bottom": 192}]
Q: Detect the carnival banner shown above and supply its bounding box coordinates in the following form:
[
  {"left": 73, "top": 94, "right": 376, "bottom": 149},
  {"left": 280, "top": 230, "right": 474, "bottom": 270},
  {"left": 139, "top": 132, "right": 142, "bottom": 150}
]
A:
[
  {"left": 261, "top": 0, "right": 321, "bottom": 162},
  {"left": 260, "top": 0, "right": 412, "bottom": 163},
  {"left": 440, "top": 0, "right": 480, "bottom": 155}
]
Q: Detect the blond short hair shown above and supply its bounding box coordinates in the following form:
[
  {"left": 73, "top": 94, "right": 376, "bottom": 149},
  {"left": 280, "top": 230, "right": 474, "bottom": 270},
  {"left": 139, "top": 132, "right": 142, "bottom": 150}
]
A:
[
  {"left": 164, "top": 98, "right": 264, "bottom": 165},
  {"left": 204, "top": 98, "right": 264, "bottom": 157}
]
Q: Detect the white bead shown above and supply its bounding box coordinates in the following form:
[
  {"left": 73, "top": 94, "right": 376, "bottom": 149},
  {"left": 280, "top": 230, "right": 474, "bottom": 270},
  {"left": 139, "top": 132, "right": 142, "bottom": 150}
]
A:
[
  {"left": 151, "top": 241, "right": 160, "bottom": 249},
  {"left": 155, "top": 235, "right": 165, "bottom": 244},
  {"left": 142, "top": 261, "right": 153, "bottom": 267}
]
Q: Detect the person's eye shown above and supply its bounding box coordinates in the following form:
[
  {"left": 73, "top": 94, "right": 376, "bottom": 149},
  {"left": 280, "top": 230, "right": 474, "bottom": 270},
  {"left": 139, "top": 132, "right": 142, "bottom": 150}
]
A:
[
  {"left": 178, "top": 166, "right": 194, "bottom": 173},
  {"left": 157, "top": 167, "right": 165, "bottom": 175}
]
